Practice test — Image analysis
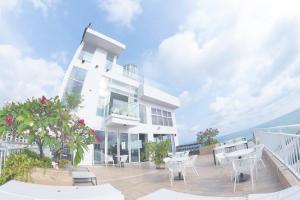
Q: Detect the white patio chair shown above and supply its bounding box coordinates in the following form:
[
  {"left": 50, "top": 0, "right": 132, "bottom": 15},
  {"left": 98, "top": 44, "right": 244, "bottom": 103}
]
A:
[
  {"left": 183, "top": 155, "right": 199, "bottom": 176},
  {"left": 105, "top": 155, "right": 115, "bottom": 167},
  {"left": 166, "top": 161, "right": 186, "bottom": 186},
  {"left": 183, "top": 151, "right": 190, "bottom": 157},
  {"left": 217, "top": 153, "right": 233, "bottom": 180},
  {"left": 119, "top": 155, "right": 128, "bottom": 167},
  {"left": 254, "top": 144, "right": 266, "bottom": 169},
  {"left": 232, "top": 157, "right": 256, "bottom": 192},
  {"left": 163, "top": 157, "right": 171, "bottom": 163}
]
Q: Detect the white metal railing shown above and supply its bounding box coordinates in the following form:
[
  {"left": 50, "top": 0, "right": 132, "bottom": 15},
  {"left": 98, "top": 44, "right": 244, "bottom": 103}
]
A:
[{"left": 254, "top": 124, "right": 300, "bottom": 179}]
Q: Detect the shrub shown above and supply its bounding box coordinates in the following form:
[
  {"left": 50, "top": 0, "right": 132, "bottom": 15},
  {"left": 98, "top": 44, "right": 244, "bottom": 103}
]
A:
[
  {"left": 58, "top": 159, "right": 70, "bottom": 169},
  {"left": 0, "top": 150, "right": 52, "bottom": 185},
  {"left": 196, "top": 128, "right": 219, "bottom": 146},
  {"left": 0, "top": 154, "right": 33, "bottom": 185},
  {"left": 144, "top": 140, "right": 171, "bottom": 168}
]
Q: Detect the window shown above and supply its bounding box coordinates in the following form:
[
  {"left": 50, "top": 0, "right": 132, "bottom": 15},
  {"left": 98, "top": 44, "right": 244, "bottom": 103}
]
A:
[
  {"left": 151, "top": 107, "right": 173, "bottom": 126},
  {"left": 63, "top": 67, "right": 87, "bottom": 101},
  {"left": 139, "top": 104, "right": 147, "bottom": 123},
  {"left": 79, "top": 44, "right": 95, "bottom": 63},
  {"left": 96, "top": 97, "right": 105, "bottom": 116},
  {"left": 105, "top": 52, "right": 114, "bottom": 70}
]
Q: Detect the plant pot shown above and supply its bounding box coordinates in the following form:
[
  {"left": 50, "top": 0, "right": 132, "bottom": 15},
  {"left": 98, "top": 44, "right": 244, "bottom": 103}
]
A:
[{"left": 155, "top": 163, "right": 165, "bottom": 169}]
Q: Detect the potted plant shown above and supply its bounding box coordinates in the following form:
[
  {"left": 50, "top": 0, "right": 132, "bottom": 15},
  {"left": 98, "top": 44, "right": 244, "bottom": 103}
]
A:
[{"left": 144, "top": 140, "right": 171, "bottom": 169}]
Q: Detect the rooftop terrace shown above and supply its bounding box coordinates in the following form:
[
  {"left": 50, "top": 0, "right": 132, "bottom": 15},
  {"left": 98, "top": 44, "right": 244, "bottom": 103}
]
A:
[{"left": 30, "top": 151, "right": 287, "bottom": 200}]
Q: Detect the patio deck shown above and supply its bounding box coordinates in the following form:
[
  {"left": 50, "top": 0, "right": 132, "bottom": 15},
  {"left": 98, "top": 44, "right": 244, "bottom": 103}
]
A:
[{"left": 85, "top": 153, "right": 285, "bottom": 200}]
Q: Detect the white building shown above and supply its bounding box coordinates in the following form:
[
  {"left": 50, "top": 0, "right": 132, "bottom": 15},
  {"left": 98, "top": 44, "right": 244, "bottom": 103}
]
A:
[{"left": 59, "top": 25, "right": 180, "bottom": 165}]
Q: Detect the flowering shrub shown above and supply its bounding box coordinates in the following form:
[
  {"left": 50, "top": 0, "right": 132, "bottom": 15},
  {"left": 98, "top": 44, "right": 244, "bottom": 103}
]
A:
[
  {"left": 0, "top": 95, "right": 95, "bottom": 165},
  {"left": 196, "top": 128, "right": 219, "bottom": 146},
  {"left": 5, "top": 116, "right": 14, "bottom": 125}
]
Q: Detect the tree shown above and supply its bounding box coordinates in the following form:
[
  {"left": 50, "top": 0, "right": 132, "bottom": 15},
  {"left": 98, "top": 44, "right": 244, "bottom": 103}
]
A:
[
  {"left": 0, "top": 102, "right": 22, "bottom": 140},
  {"left": 196, "top": 128, "right": 219, "bottom": 146},
  {"left": 0, "top": 95, "right": 95, "bottom": 165}
]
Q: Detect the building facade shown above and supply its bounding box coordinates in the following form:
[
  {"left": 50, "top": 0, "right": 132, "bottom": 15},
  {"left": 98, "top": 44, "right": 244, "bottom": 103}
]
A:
[{"left": 59, "top": 26, "right": 180, "bottom": 165}]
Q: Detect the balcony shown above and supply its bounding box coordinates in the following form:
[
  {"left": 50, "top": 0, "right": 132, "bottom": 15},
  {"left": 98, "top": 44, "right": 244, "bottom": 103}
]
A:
[{"left": 105, "top": 101, "right": 139, "bottom": 127}]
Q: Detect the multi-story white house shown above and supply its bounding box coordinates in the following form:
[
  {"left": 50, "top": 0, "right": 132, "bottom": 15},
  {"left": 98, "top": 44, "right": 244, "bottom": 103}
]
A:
[{"left": 59, "top": 25, "right": 180, "bottom": 165}]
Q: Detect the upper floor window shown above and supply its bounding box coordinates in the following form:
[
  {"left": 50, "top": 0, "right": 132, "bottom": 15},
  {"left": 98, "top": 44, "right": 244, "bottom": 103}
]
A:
[
  {"left": 105, "top": 52, "right": 114, "bottom": 70},
  {"left": 151, "top": 108, "right": 173, "bottom": 126},
  {"left": 62, "top": 66, "right": 87, "bottom": 104},
  {"left": 139, "top": 104, "right": 147, "bottom": 124},
  {"left": 79, "top": 44, "right": 96, "bottom": 63}
]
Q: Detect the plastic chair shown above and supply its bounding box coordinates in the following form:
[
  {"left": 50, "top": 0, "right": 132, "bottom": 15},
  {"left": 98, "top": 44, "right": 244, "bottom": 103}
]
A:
[
  {"left": 254, "top": 144, "right": 266, "bottom": 168},
  {"left": 119, "top": 155, "right": 128, "bottom": 167},
  {"left": 166, "top": 161, "right": 186, "bottom": 186},
  {"left": 183, "top": 155, "right": 199, "bottom": 176},
  {"left": 106, "top": 155, "right": 115, "bottom": 167},
  {"left": 232, "top": 157, "right": 256, "bottom": 192}
]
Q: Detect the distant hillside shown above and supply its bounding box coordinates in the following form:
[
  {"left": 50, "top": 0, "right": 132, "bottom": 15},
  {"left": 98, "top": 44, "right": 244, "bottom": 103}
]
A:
[{"left": 217, "top": 108, "right": 300, "bottom": 142}]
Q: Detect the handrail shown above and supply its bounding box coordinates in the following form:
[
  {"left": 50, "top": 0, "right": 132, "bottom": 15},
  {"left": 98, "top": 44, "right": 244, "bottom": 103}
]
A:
[{"left": 254, "top": 127, "right": 300, "bottom": 180}]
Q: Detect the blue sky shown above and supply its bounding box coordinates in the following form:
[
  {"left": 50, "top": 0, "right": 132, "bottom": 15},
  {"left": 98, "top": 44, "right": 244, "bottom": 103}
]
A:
[{"left": 1, "top": 0, "right": 300, "bottom": 144}]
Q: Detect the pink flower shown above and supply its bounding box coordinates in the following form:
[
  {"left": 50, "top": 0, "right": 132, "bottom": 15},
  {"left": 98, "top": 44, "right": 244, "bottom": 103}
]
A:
[
  {"left": 40, "top": 96, "right": 47, "bottom": 104},
  {"left": 78, "top": 119, "right": 85, "bottom": 126},
  {"left": 5, "top": 116, "right": 14, "bottom": 126}
]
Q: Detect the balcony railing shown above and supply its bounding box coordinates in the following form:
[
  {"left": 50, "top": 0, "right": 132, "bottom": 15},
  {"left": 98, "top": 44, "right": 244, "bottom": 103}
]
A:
[
  {"left": 109, "top": 101, "right": 139, "bottom": 119},
  {"left": 108, "top": 64, "right": 143, "bottom": 82},
  {"left": 254, "top": 124, "right": 300, "bottom": 179}
]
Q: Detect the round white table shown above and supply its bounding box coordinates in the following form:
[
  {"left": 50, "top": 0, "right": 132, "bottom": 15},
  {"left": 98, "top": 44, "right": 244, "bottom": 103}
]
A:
[{"left": 225, "top": 148, "right": 254, "bottom": 159}]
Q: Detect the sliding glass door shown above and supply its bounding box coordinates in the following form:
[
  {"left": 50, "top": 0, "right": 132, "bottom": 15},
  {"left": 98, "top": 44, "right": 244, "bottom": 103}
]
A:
[{"left": 130, "top": 134, "right": 139, "bottom": 162}]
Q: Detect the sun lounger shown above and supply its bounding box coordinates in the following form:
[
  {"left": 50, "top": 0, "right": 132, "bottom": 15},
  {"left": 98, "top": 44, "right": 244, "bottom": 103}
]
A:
[
  {"left": 0, "top": 180, "right": 124, "bottom": 200},
  {"left": 248, "top": 186, "right": 300, "bottom": 200},
  {"left": 137, "top": 189, "right": 246, "bottom": 200},
  {"left": 72, "top": 171, "right": 98, "bottom": 185},
  {"left": 138, "top": 186, "right": 300, "bottom": 200}
]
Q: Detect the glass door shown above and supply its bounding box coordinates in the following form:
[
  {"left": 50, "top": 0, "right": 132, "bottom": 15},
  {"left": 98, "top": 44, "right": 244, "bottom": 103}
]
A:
[
  {"left": 93, "top": 131, "right": 105, "bottom": 165},
  {"left": 139, "top": 133, "right": 148, "bottom": 162},
  {"left": 130, "top": 134, "right": 140, "bottom": 162},
  {"left": 120, "top": 133, "right": 129, "bottom": 163},
  {"left": 107, "top": 132, "right": 118, "bottom": 164}
]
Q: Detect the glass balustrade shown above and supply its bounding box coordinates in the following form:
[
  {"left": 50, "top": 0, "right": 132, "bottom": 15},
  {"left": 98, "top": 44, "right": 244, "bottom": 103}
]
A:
[{"left": 109, "top": 100, "right": 139, "bottom": 118}]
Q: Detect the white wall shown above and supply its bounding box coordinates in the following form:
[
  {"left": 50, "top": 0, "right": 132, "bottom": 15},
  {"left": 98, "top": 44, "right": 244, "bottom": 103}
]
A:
[{"left": 60, "top": 37, "right": 181, "bottom": 166}]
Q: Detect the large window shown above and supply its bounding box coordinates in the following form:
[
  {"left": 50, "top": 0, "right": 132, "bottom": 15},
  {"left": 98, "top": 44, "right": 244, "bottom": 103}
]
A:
[
  {"left": 78, "top": 44, "right": 95, "bottom": 63},
  {"left": 62, "top": 67, "right": 87, "bottom": 103},
  {"left": 139, "top": 104, "right": 147, "bottom": 124},
  {"left": 151, "top": 108, "right": 173, "bottom": 126},
  {"left": 96, "top": 77, "right": 110, "bottom": 117}
]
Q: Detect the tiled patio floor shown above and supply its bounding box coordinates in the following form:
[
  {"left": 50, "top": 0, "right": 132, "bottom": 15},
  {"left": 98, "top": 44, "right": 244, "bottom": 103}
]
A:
[{"left": 86, "top": 153, "right": 285, "bottom": 200}]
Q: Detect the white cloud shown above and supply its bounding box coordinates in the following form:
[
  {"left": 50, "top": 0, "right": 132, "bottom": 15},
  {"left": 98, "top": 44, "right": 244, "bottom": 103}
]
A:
[
  {"left": 51, "top": 51, "right": 69, "bottom": 65},
  {"left": 0, "top": 44, "right": 64, "bottom": 105},
  {"left": 144, "top": 0, "right": 300, "bottom": 134},
  {"left": 0, "top": 0, "right": 20, "bottom": 11},
  {"left": 98, "top": 0, "right": 142, "bottom": 28},
  {"left": 30, "top": 0, "right": 58, "bottom": 15},
  {"left": 0, "top": 0, "right": 58, "bottom": 15}
]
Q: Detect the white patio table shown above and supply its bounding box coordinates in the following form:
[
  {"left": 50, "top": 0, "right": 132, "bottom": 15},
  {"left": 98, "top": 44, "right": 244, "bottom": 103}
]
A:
[
  {"left": 225, "top": 148, "right": 254, "bottom": 160},
  {"left": 213, "top": 141, "right": 248, "bottom": 165}
]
